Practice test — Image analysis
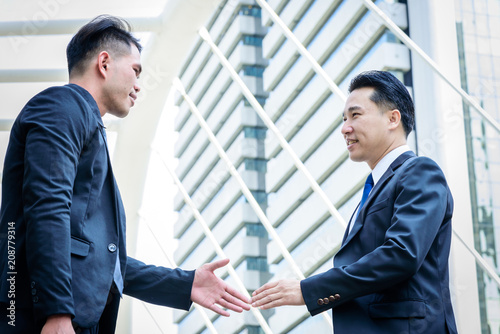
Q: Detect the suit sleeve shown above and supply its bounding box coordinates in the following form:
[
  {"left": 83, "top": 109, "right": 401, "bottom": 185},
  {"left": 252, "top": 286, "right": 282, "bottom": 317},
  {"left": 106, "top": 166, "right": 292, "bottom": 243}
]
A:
[
  {"left": 123, "top": 257, "right": 195, "bottom": 311},
  {"left": 300, "top": 157, "right": 451, "bottom": 316},
  {"left": 21, "top": 88, "right": 88, "bottom": 323}
]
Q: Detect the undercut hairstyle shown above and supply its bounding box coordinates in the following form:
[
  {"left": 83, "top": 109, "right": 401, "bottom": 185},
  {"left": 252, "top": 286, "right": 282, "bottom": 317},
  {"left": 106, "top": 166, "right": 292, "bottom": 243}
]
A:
[
  {"left": 348, "top": 70, "right": 415, "bottom": 137},
  {"left": 66, "top": 15, "right": 142, "bottom": 76}
]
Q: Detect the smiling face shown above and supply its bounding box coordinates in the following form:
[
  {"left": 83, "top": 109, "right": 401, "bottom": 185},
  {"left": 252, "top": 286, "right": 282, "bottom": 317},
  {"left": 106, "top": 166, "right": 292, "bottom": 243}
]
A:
[
  {"left": 100, "top": 43, "right": 142, "bottom": 118},
  {"left": 341, "top": 87, "right": 404, "bottom": 169}
]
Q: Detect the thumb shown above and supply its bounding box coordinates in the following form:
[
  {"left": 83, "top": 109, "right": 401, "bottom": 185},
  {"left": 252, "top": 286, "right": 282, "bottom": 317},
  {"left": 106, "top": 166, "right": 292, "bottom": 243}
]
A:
[{"left": 204, "top": 258, "right": 230, "bottom": 272}]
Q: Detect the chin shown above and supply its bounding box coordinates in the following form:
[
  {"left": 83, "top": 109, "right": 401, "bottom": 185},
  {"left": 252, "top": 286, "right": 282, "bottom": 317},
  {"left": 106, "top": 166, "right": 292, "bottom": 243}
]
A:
[{"left": 348, "top": 153, "right": 364, "bottom": 163}]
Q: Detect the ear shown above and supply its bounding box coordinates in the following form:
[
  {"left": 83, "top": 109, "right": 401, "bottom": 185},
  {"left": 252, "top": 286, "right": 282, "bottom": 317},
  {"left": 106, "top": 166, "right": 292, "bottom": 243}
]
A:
[
  {"left": 97, "top": 51, "right": 110, "bottom": 78},
  {"left": 387, "top": 109, "right": 402, "bottom": 131}
]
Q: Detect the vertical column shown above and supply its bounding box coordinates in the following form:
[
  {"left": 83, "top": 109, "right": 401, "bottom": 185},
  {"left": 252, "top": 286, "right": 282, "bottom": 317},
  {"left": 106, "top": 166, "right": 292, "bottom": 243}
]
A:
[{"left": 407, "top": 0, "right": 481, "bottom": 333}]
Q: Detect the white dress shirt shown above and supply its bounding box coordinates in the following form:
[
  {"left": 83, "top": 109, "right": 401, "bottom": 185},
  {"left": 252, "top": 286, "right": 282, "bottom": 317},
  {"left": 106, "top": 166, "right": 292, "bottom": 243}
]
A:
[{"left": 348, "top": 144, "right": 412, "bottom": 234}]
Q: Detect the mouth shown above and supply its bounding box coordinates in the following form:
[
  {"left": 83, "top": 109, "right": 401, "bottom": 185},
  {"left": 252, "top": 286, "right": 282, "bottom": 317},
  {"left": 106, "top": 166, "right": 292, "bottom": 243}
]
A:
[
  {"left": 129, "top": 93, "right": 137, "bottom": 106},
  {"left": 346, "top": 139, "right": 358, "bottom": 149}
]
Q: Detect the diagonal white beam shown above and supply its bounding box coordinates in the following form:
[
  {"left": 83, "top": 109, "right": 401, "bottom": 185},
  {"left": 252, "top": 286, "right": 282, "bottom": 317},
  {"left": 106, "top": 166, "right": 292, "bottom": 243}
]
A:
[
  {"left": 198, "top": 27, "right": 347, "bottom": 233},
  {"left": 174, "top": 77, "right": 332, "bottom": 329},
  {"left": 452, "top": 230, "right": 500, "bottom": 288},
  {"left": 156, "top": 146, "right": 273, "bottom": 334},
  {"left": 255, "top": 0, "right": 346, "bottom": 102},
  {"left": 138, "top": 212, "right": 218, "bottom": 334},
  {"left": 361, "top": 0, "right": 500, "bottom": 134}
]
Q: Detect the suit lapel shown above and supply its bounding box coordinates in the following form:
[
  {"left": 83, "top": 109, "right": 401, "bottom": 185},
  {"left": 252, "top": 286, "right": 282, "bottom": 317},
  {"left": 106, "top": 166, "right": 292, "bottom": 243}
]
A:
[
  {"left": 97, "top": 124, "right": 123, "bottom": 233},
  {"left": 340, "top": 151, "right": 416, "bottom": 248}
]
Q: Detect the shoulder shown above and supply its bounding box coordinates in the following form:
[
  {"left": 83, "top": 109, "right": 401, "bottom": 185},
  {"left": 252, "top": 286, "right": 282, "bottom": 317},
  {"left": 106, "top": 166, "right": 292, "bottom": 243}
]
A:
[
  {"left": 404, "top": 155, "right": 444, "bottom": 173},
  {"left": 20, "top": 85, "right": 95, "bottom": 125},
  {"left": 398, "top": 155, "right": 448, "bottom": 188},
  {"left": 404, "top": 155, "right": 442, "bottom": 170},
  {"left": 26, "top": 85, "right": 89, "bottom": 111}
]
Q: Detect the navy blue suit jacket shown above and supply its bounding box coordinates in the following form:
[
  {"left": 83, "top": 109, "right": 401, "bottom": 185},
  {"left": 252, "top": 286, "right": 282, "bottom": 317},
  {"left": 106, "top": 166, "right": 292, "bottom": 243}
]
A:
[
  {"left": 301, "top": 152, "right": 458, "bottom": 333},
  {"left": 0, "top": 84, "right": 195, "bottom": 329}
]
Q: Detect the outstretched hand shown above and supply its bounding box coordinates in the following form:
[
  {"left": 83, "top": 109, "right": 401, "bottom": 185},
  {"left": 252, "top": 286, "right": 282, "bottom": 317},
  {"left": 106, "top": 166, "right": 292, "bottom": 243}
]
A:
[
  {"left": 251, "top": 279, "right": 304, "bottom": 310},
  {"left": 191, "top": 258, "right": 251, "bottom": 317}
]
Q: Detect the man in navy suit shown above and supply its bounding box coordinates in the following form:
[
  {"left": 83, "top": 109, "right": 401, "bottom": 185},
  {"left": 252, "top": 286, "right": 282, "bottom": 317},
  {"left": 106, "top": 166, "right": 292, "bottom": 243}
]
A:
[
  {"left": 251, "top": 70, "right": 458, "bottom": 333},
  {"left": 0, "top": 15, "right": 250, "bottom": 333}
]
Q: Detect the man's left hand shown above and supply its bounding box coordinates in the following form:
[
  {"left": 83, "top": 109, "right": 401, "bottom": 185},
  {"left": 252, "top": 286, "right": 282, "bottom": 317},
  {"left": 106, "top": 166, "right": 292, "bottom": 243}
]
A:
[{"left": 191, "top": 258, "right": 251, "bottom": 316}]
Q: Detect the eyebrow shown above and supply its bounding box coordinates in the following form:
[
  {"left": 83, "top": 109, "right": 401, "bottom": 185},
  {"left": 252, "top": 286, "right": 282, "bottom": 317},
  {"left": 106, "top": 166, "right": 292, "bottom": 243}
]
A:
[{"left": 343, "top": 105, "right": 361, "bottom": 118}]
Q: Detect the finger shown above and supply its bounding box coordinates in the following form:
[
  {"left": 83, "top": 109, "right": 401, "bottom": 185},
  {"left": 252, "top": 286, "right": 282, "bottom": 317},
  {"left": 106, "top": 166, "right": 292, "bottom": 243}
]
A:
[
  {"left": 208, "top": 303, "right": 230, "bottom": 317},
  {"left": 218, "top": 297, "right": 244, "bottom": 313},
  {"left": 252, "top": 281, "right": 278, "bottom": 296},
  {"left": 204, "top": 258, "right": 230, "bottom": 272},
  {"left": 222, "top": 291, "right": 251, "bottom": 311},
  {"left": 253, "top": 293, "right": 284, "bottom": 310},
  {"left": 251, "top": 284, "right": 278, "bottom": 303},
  {"left": 225, "top": 283, "right": 252, "bottom": 305}
]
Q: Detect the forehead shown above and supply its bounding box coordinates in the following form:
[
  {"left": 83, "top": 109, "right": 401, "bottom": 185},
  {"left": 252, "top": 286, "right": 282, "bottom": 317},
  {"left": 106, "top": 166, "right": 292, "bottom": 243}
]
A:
[
  {"left": 344, "top": 87, "right": 377, "bottom": 113},
  {"left": 114, "top": 43, "right": 141, "bottom": 63},
  {"left": 127, "top": 44, "right": 141, "bottom": 62}
]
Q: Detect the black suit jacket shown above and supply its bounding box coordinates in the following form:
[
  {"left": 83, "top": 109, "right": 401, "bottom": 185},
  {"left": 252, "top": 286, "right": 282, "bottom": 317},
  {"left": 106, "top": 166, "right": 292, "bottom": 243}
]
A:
[
  {"left": 0, "top": 84, "right": 195, "bottom": 329},
  {"left": 301, "top": 152, "right": 457, "bottom": 333}
]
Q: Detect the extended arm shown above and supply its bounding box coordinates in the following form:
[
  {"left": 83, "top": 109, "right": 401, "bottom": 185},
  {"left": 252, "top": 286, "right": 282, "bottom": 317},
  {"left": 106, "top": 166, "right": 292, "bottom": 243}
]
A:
[
  {"left": 253, "top": 158, "right": 450, "bottom": 314},
  {"left": 124, "top": 258, "right": 250, "bottom": 316}
]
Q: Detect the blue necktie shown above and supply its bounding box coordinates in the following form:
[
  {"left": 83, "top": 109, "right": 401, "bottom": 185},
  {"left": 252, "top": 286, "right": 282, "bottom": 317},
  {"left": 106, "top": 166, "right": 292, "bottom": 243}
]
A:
[
  {"left": 358, "top": 173, "right": 374, "bottom": 214},
  {"left": 348, "top": 174, "right": 374, "bottom": 236}
]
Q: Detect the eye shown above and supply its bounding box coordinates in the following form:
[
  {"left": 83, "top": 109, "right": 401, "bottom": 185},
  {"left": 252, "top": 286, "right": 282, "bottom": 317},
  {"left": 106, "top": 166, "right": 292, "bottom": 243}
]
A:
[
  {"left": 352, "top": 112, "right": 360, "bottom": 117},
  {"left": 133, "top": 68, "right": 140, "bottom": 79}
]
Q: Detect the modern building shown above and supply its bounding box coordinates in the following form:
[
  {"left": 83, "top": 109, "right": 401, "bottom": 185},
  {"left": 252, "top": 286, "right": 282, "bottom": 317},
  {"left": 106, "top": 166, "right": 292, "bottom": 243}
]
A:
[
  {"left": 173, "top": 0, "right": 499, "bottom": 333},
  {"left": 454, "top": 0, "right": 500, "bottom": 332},
  {"left": 173, "top": 2, "right": 272, "bottom": 333}
]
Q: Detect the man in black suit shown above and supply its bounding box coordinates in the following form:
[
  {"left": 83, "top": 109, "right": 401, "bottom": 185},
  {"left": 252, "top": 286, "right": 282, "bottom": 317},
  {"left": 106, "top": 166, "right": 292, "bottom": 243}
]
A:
[
  {"left": 0, "top": 15, "right": 250, "bottom": 333},
  {"left": 251, "top": 71, "right": 457, "bottom": 333}
]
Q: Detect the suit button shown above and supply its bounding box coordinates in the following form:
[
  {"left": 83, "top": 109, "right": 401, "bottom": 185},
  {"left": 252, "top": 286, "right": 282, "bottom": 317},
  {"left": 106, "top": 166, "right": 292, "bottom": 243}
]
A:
[
  {"left": 31, "top": 288, "right": 37, "bottom": 296},
  {"left": 334, "top": 294, "right": 341, "bottom": 300},
  {"left": 317, "top": 298, "right": 324, "bottom": 306},
  {"left": 32, "top": 296, "right": 39, "bottom": 303},
  {"left": 323, "top": 298, "right": 329, "bottom": 305},
  {"left": 108, "top": 243, "right": 117, "bottom": 253},
  {"left": 329, "top": 295, "right": 335, "bottom": 302},
  {"left": 31, "top": 281, "right": 36, "bottom": 288}
]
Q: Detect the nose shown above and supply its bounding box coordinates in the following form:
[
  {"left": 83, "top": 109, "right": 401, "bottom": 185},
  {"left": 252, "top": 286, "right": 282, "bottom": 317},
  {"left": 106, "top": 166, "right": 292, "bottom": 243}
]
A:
[
  {"left": 341, "top": 121, "right": 352, "bottom": 136},
  {"left": 134, "top": 82, "right": 141, "bottom": 94}
]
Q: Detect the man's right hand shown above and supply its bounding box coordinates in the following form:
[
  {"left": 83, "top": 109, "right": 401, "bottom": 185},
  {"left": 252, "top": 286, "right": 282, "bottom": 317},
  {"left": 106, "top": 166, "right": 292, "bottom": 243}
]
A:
[{"left": 41, "top": 314, "right": 75, "bottom": 334}]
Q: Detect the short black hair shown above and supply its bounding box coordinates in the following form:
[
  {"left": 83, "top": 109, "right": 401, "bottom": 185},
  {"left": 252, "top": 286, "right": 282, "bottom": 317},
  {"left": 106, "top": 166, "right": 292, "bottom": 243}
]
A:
[
  {"left": 348, "top": 70, "right": 415, "bottom": 136},
  {"left": 66, "top": 15, "right": 142, "bottom": 76}
]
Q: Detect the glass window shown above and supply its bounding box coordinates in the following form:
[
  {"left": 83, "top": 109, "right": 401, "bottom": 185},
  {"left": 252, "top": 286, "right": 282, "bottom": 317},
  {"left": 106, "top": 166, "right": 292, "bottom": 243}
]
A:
[
  {"left": 242, "top": 35, "right": 263, "bottom": 47},
  {"left": 243, "top": 96, "right": 266, "bottom": 107},
  {"left": 243, "top": 126, "right": 267, "bottom": 139},
  {"left": 245, "top": 191, "right": 267, "bottom": 205},
  {"left": 245, "top": 223, "right": 268, "bottom": 238},
  {"left": 243, "top": 65, "right": 265, "bottom": 77},
  {"left": 239, "top": 5, "right": 261, "bottom": 18},
  {"left": 246, "top": 257, "right": 268, "bottom": 271},
  {"left": 244, "top": 158, "right": 267, "bottom": 172}
]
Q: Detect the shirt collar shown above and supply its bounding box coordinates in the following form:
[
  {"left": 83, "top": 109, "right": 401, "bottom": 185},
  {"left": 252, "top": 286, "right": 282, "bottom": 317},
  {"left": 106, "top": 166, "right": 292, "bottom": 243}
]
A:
[{"left": 371, "top": 144, "right": 412, "bottom": 185}]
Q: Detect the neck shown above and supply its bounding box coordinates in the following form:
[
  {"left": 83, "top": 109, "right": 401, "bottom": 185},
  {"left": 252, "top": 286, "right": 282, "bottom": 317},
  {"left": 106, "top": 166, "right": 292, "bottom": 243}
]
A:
[
  {"left": 69, "top": 76, "right": 106, "bottom": 117},
  {"left": 368, "top": 137, "right": 407, "bottom": 170}
]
